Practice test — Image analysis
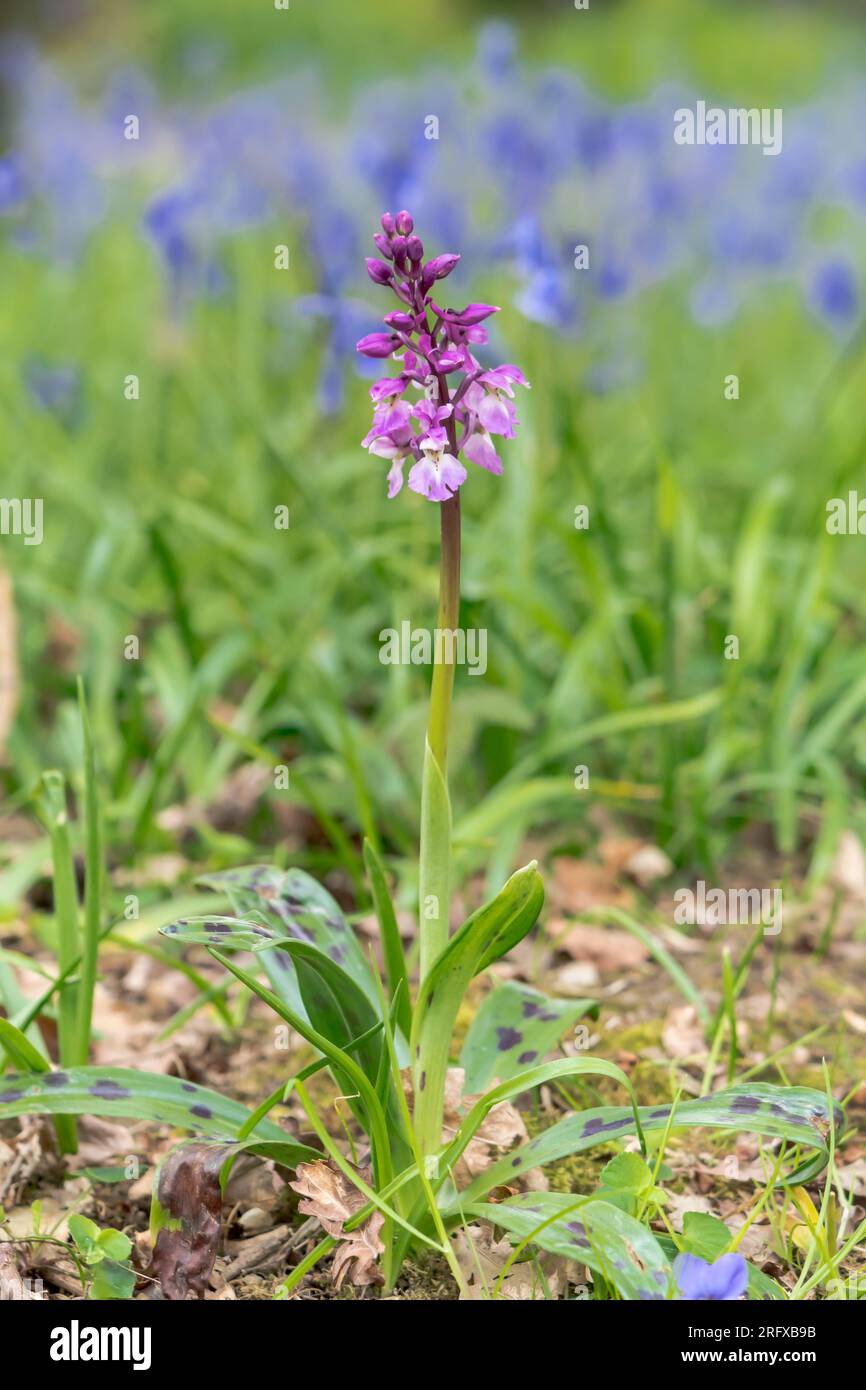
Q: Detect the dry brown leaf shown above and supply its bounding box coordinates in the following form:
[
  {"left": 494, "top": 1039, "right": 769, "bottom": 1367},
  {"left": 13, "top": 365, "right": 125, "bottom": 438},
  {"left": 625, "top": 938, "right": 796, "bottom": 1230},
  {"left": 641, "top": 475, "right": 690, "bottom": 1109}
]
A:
[
  {"left": 549, "top": 858, "right": 632, "bottom": 914},
  {"left": 550, "top": 960, "right": 600, "bottom": 994},
  {"left": 148, "top": 1141, "right": 231, "bottom": 1300},
  {"left": 549, "top": 921, "right": 648, "bottom": 971},
  {"left": 65, "top": 1117, "right": 134, "bottom": 1172},
  {"left": 0, "top": 1245, "right": 40, "bottom": 1301},
  {"left": 831, "top": 831, "right": 866, "bottom": 899},
  {"left": 288, "top": 1160, "right": 384, "bottom": 1289},
  {"left": 661, "top": 1004, "right": 705, "bottom": 1060},
  {"left": 450, "top": 1222, "right": 568, "bottom": 1300},
  {"left": 331, "top": 1211, "right": 385, "bottom": 1289},
  {"left": 289, "top": 1159, "right": 365, "bottom": 1237},
  {"left": 439, "top": 1068, "right": 527, "bottom": 1186}
]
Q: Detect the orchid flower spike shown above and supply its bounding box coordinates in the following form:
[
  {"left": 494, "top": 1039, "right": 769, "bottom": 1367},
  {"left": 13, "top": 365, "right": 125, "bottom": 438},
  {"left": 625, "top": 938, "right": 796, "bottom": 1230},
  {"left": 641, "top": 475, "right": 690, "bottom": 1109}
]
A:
[{"left": 357, "top": 211, "right": 530, "bottom": 501}]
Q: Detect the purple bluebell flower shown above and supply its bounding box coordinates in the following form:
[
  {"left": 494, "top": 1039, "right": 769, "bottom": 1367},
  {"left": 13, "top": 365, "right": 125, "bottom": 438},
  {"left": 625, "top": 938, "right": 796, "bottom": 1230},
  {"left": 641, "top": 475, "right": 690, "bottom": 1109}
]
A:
[
  {"left": 808, "top": 257, "right": 860, "bottom": 330},
  {"left": 674, "top": 1252, "right": 747, "bottom": 1301},
  {"left": 0, "top": 155, "right": 28, "bottom": 214},
  {"left": 357, "top": 212, "right": 529, "bottom": 502},
  {"left": 22, "top": 357, "right": 82, "bottom": 426}
]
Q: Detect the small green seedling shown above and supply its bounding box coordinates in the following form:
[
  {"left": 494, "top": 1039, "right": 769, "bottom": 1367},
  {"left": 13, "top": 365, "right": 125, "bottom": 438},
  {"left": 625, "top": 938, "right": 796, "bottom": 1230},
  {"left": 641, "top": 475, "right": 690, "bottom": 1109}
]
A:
[{"left": 68, "top": 1214, "right": 136, "bottom": 1301}]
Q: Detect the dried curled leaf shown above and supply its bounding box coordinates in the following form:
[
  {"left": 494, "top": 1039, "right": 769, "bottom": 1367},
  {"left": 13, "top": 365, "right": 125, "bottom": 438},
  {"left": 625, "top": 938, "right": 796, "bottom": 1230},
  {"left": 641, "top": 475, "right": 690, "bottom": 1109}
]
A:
[
  {"left": 331, "top": 1211, "right": 385, "bottom": 1289},
  {"left": 289, "top": 1160, "right": 384, "bottom": 1289},
  {"left": 149, "top": 1141, "right": 231, "bottom": 1300}
]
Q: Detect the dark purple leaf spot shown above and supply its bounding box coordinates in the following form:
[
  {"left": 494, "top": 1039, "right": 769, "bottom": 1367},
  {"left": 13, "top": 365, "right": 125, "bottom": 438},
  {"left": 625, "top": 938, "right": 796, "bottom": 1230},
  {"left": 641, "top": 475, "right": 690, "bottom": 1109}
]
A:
[
  {"left": 496, "top": 1026, "right": 523, "bottom": 1051},
  {"left": 90, "top": 1080, "right": 131, "bottom": 1099}
]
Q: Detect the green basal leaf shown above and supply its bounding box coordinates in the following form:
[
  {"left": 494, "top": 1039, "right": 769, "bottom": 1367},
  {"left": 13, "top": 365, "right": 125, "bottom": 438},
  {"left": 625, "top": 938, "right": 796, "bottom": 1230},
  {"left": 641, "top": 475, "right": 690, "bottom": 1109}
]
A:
[
  {"left": 469, "top": 1193, "right": 674, "bottom": 1301},
  {"left": 190, "top": 864, "right": 380, "bottom": 1033},
  {"left": 461, "top": 1083, "right": 842, "bottom": 1203},
  {"left": 437, "top": 1057, "right": 643, "bottom": 1207},
  {"left": 277, "top": 940, "right": 384, "bottom": 1103},
  {"left": 160, "top": 915, "right": 285, "bottom": 951},
  {"left": 0, "top": 1066, "right": 319, "bottom": 1167},
  {"left": 459, "top": 981, "right": 598, "bottom": 1091},
  {"left": 411, "top": 861, "right": 544, "bottom": 1156}
]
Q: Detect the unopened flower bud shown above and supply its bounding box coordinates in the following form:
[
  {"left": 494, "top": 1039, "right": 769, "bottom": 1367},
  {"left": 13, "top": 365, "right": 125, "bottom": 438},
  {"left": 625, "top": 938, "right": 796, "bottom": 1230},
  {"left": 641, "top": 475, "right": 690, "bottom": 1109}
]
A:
[
  {"left": 390, "top": 235, "right": 408, "bottom": 270},
  {"left": 424, "top": 253, "right": 460, "bottom": 281},
  {"left": 406, "top": 235, "right": 424, "bottom": 266},
  {"left": 373, "top": 233, "right": 394, "bottom": 259},
  {"left": 395, "top": 210, "right": 414, "bottom": 235},
  {"left": 365, "top": 257, "right": 394, "bottom": 286},
  {"left": 356, "top": 332, "right": 399, "bottom": 358},
  {"left": 384, "top": 311, "right": 415, "bottom": 331},
  {"left": 380, "top": 212, "right": 396, "bottom": 235}
]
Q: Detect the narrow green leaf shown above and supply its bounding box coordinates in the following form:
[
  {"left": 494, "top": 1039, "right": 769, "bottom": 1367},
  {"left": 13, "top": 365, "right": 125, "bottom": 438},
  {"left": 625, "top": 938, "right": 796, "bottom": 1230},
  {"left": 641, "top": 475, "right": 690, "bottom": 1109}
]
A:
[
  {"left": 0, "top": 1017, "right": 50, "bottom": 1074},
  {"left": 195, "top": 864, "right": 378, "bottom": 1012},
  {"left": 363, "top": 839, "right": 411, "bottom": 1040},
  {"left": 76, "top": 677, "right": 103, "bottom": 1066}
]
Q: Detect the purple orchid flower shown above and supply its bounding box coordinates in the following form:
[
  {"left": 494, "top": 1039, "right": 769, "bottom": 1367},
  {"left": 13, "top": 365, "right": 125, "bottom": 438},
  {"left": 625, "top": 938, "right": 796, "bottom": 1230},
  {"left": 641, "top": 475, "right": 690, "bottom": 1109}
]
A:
[
  {"left": 356, "top": 210, "right": 530, "bottom": 502},
  {"left": 674, "top": 1253, "right": 748, "bottom": 1301}
]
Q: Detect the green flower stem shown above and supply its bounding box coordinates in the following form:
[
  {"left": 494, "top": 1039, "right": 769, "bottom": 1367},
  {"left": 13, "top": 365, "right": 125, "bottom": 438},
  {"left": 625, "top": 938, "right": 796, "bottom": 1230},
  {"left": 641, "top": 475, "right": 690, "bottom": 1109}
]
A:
[
  {"left": 418, "top": 486, "right": 461, "bottom": 984},
  {"left": 36, "top": 771, "right": 80, "bottom": 1155}
]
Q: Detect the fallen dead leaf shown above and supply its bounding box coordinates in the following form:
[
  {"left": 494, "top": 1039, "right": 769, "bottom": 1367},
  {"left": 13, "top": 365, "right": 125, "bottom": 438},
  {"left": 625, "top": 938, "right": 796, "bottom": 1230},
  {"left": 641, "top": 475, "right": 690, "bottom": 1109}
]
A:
[
  {"left": 548, "top": 921, "right": 649, "bottom": 971},
  {"left": 550, "top": 960, "right": 600, "bottom": 994},
  {"left": 0, "top": 1245, "right": 40, "bottom": 1301},
  {"left": 661, "top": 1005, "right": 705, "bottom": 1060},
  {"left": 148, "top": 1141, "right": 232, "bottom": 1300},
  {"left": 549, "top": 858, "right": 632, "bottom": 915},
  {"left": 831, "top": 831, "right": 866, "bottom": 899},
  {"left": 289, "top": 1160, "right": 384, "bottom": 1289}
]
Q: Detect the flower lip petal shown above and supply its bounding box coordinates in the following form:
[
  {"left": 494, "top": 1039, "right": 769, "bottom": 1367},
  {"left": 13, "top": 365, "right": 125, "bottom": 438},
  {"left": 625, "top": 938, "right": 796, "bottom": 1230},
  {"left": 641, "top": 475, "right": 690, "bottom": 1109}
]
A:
[{"left": 464, "top": 430, "right": 503, "bottom": 475}]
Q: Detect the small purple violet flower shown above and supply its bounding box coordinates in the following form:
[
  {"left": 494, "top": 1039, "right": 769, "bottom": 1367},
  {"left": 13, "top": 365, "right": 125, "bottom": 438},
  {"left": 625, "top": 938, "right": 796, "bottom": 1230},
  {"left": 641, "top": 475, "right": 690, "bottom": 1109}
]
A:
[
  {"left": 357, "top": 210, "right": 530, "bottom": 502},
  {"left": 674, "top": 1252, "right": 748, "bottom": 1301}
]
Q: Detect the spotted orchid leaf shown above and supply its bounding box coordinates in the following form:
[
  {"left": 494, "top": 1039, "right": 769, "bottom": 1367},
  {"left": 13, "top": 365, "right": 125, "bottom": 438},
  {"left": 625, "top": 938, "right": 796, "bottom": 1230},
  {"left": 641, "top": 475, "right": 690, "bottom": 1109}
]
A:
[
  {"left": 159, "top": 915, "right": 285, "bottom": 951},
  {"left": 459, "top": 981, "right": 599, "bottom": 1091},
  {"left": 193, "top": 865, "right": 379, "bottom": 1017},
  {"left": 274, "top": 940, "right": 384, "bottom": 1100},
  {"left": 461, "top": 1084, "right": 842, "bottom": 1203},
  {"left": 0, "top": 1066, "right": 319, "bottom": 1168},
  {"left": 468, "top": 1193, "right": 675, "bottom": 1301}
]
